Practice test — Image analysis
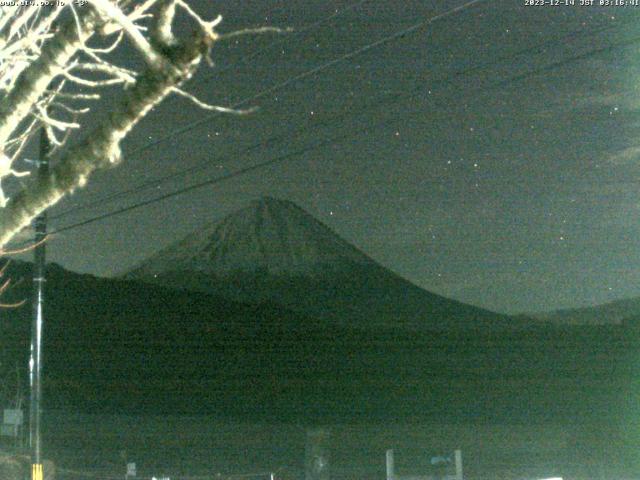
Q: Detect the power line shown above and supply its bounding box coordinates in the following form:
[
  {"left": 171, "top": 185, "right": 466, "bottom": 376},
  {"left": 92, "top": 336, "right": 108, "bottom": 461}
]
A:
[
  {"left": 50, "top": 126, "right": 369, "bottom": 235},
  {"left": 52, "top": 0, "right": 532, "bottom": 221},
  {"left": 160, "top": 0, "right": 373, "bottom": 105},
  {"left": 493, "top": 29, "right": 640, "bottom": 89},
  {"left": 52, "top": 0, "right": 487, "bottom": 221},
  {"left": 120, "top": 0, "right": 487, "bottom": 158},
  {"left": 50, "top": 29, "right": 640, "bottom": 237},
  {"left": 51, "top": 12, "right": 635, "bottom": 221},
  {"left": 50, "top": 91, "right": 402, "bottom": 221},
  {"left": 205, "top": 0, "right": 371, "bottom": 73},
  {"left": 122, "top": 0, "right": 633, "bottom": 163},
  {"left": 47, "top": 0, "right": 374, "bottom": 222}
]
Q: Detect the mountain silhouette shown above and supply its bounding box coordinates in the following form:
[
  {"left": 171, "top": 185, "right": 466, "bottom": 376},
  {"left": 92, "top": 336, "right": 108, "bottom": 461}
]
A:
[{"left": 126, "top": 196, "right": 517, "bottom": 330}]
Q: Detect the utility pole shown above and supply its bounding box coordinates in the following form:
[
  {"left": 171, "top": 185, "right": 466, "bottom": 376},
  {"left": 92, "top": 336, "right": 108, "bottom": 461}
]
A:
[
  {"left": 454, "top": 449, "right": 463, "bottom": 480},
  {"left": 386, "top": 449, "right": 395, "bottom": 480},
  {"left": 29, "top": 127, "right": 49, "bottom": 480}
]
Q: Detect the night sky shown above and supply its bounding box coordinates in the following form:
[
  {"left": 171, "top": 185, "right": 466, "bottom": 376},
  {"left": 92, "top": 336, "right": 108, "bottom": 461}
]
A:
[{"left": 8, "top": 0, "right": 640, "bottom": 314}]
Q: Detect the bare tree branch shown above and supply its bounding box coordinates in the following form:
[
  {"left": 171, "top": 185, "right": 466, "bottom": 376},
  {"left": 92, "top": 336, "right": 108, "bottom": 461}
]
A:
[
  {"left": 0, "top": 2, "right": 276, "bottom": 249},
  {"left": 0, "top": 8, "right": 99, "bottom": 148},
  {"left": 0, "top": 15, "right": 218, "bottom": 248},
  {"left": 87, "top": 0, "right": 165, "bottom": 68}
]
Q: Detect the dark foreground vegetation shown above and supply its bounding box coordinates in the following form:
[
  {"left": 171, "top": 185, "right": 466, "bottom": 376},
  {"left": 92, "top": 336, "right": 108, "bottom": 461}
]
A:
[{"left": 1, "top": 262, "right": 639, "bottom": 477}]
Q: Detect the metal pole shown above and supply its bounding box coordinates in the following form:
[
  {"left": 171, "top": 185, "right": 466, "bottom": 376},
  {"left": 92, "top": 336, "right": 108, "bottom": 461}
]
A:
[
  {"left": 454, "top": 449, "right": 463, "bottom": 480},
  {"left": 29, "top": 128, "right": 49, "bottom": 480},
  {"left": 386, "top": 449, "right": 394, "bottom": 480}
]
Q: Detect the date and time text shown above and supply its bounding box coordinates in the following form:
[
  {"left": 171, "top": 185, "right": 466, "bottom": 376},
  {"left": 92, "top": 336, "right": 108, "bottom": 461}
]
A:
[{"left": 525, "top": 0, "right": 639, "bottom": 6}]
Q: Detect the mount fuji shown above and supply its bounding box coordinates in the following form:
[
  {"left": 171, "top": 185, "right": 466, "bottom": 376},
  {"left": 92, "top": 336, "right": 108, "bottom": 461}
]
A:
[{"left": 125, "top": 197, "right": 517, "bottom": 330}]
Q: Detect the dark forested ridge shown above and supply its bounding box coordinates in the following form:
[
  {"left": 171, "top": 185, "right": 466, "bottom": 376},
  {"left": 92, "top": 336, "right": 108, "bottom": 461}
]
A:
[{"left": 1, "top": 261, "right": 637, "bottom": 429}]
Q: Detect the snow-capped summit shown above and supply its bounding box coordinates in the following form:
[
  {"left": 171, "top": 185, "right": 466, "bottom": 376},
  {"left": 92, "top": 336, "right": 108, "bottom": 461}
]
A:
[
  {"left": 126, "top": 197, "right": 515, "bottom": 329},
  {"left": 128, "top": 196, "right": 373, "bottom": 278}
]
